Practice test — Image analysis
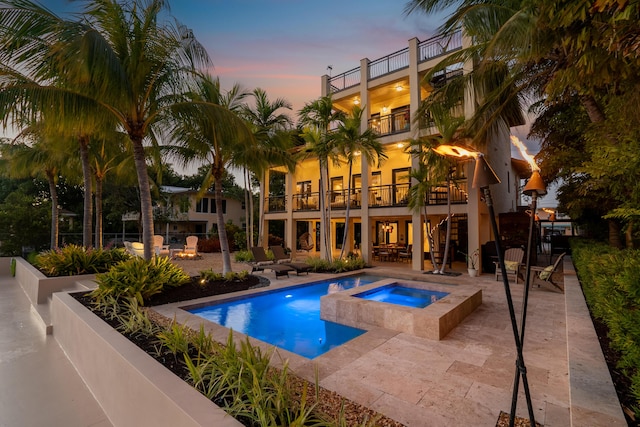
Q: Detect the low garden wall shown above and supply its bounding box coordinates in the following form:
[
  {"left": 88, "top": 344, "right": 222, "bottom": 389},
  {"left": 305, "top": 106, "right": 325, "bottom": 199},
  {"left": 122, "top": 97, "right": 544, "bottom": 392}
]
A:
[
  {"left": 51, "top": 292, "right": 242, "bottom": 427},
  {"left": 13, "top": 257, "right": 96, "bottom": 305}
]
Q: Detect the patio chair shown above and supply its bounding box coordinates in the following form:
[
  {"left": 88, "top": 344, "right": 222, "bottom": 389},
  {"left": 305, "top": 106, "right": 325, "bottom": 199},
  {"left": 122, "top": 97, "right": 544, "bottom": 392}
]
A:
[
  {"left": 184, "top": 235, "right": 199, "bottom": 255},
  {"left": 398, "top": 244, "right": 412, "bottom": 262},
  {"left": 153, "top": 235, "right": 170, "bottom": 257},
  {"left": 124, "top": 241, "right": 145, "bottom": 257},
  {"left": 299, "top": 232, "right": 314, "bottom": 252},
  {"left": 495, "top": 247, "right": 524, "bottom": 284},
  {"left": 270, "top": 245, "right": 312, "bottom": 275},
  {"left": 530, "top": 252, "right": 566, "bottom": 293}
]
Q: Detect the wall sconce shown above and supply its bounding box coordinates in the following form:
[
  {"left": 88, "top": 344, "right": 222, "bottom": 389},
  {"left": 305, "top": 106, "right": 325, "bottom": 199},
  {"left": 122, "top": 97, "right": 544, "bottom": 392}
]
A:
[{"left": 382, "top": 106, "right": 388, "bottom": 114}]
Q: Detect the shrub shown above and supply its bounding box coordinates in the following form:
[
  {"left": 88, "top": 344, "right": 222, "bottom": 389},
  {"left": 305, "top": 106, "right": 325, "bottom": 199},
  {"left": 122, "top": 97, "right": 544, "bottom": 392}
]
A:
[
  {"left": 91, "top": 256, "right": 190, "bottom": 305},
  {"left": 234, "top": 250, "right": 253, "bottom": 262},
  {"left": 34, "top": 244, "right": 130, "bottom": 277},
  {"left": 198, "top": 237, "right": 221, "bottom": 253},
  {"left": 304, "top": 256, "right": 366, "bottom": 273},
  {"left": 572, "top": 239, "right": 640, "bottom": 416}
]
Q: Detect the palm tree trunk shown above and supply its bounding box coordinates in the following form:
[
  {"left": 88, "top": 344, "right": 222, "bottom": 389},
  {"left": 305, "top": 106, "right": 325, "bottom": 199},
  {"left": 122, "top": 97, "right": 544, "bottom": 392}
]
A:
[
  {"left": 257, "top": 171, "right": 265, "bottom": 247},
  {"left": 46, "top": 170, "right": 59, "bottom": 250},
  {"left": 94, "top": 176, "right": 103, "bottom": 248},
  {"left": 339, "top": 161, "right": 354, "bottom": 259},
  {"left": 319, "top": 159, "right": 331, "bottom": 261},
  {"left": 424, "top": 205, "right": 439, "bottom": 271},
  {"left": 215, "top": 176, "right": 233, "bottom": 273},
  {"left": 580, "top": 95, "right": 606, "bottom": 123},
  {"left": 79, "top": 136, "right": 92, "bottom": 248},
  {"left": 440, "top": 173, "right": 453, "bottom": 273},
  {"left": 131, "top": 139, "right": 154, "bottom": 260}
]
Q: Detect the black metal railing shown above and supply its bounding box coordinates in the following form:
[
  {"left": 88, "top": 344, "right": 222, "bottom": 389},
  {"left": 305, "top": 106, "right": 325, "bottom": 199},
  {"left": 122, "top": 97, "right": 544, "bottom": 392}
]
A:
[
  {"left": 292, "top": 192, "right": 320, "bottom": 211},
  {"left": 264, "top": 180, "right": 468, "bottom": 213},
  {"left": 329, "top": 66, "right": 361, "bottom": 92},
  {"left": 329, "top": 31, "right": 462, "bottom": 94},
  {"left": 266, "top": 195, "right": 286, "bottom": 213},
  {"left": 418, "top": 30, "right": 462, "bottom": 63},
  {"left": 369, "top": 183, "right": 411, "bottom": 207},
  {"left": 328, "top": 189, "right": 362, "bottom": 210},
  {"left": 426, "top": 181, "right": 469, "bottom": 205},
  {"left": 368, "top": 48, "right": 410, "bottom": 80},
  {"left": 368, "top": 108, "right": 410, "bottom": 136}
]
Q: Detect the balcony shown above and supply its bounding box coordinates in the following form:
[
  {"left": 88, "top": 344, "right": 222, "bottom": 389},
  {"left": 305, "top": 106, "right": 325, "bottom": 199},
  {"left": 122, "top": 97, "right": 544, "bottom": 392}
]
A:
[
  {"left": 266, "top": 195, "right": 286, "bottom": 213},
  {"left": 329, "top": 30, "right": 462, "bottom": 93},
  {"left": 264, "top": 180, "right": 468, "bottom": 214},
  {"left": 368, "top": 108, "right": 410, "bottom": 137}
]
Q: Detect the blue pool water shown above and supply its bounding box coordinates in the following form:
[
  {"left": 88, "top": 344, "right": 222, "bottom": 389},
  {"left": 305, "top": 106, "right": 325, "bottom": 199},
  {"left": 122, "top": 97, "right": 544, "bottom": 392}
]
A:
[
  {"left": 188, "top": 275, "right": 381, "bottom": 359},
  {"left": 354, "top": 284, "right": 449, "bottom": 308}
]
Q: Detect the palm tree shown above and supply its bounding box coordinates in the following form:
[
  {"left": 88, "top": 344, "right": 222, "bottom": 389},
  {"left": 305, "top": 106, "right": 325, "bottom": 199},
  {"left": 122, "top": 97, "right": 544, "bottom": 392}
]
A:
[
  {"left": 240, "top": 88, "right": 295, "bottom": 248},
  {"left": 0, "top": 0, "right": 210, "bottom": 259},
  {"left": 89, "top": 131, "right": 134, "bottom": 248},
  {"left": 168, "top": 74, "right": 256, "bottom": 274},
  {"left": 332, "top": 105, "right": 386, "bottom": 259},
  {"left": 0, "top": 134, "right": 68, "bottom": 249},
  {"left": 298, "top": 95, "right": 346, "bottom": 261},
  {"left": 406, "top": 138, "right": 452, "bottom": 273}
]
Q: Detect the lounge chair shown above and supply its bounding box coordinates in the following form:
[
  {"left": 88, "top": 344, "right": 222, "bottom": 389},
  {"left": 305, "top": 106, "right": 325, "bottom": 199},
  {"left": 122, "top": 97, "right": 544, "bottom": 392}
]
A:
[
  {"left": 153, "top": 235, "right": 170, "bottom": 257},
  {"left": 270, "top": 245, "right": 312, "bottom": 276},
  {"left": 269, "top": 245, "right": 291, "bottom": 263},
  {"left": 495, "top": 247, "right": 524, "bottom": 284},
  {"left": 184, "top": 235, "right": 199, "bottom": 256},
  {"left": 250, "top": 246, "right": 293, "bottom": 278},
  {"left": 530, "top": 252, "right": 566, "bottom": 293}
]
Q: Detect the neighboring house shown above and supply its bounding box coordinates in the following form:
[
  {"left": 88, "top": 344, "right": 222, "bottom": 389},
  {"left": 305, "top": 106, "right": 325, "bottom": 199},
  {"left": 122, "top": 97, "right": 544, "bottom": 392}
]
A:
[
  {"left": 262, "top": 31, "right": 531, "bottom": 271},
  {"left": 123, "top": 186, "right": 245, "bottom": 244}
]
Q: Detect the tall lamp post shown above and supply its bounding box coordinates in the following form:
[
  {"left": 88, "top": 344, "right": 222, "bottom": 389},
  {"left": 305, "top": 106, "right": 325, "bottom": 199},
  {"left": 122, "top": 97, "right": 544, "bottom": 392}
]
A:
[{"left": 472, "top": 154, "right": 538, "bottom": 427}]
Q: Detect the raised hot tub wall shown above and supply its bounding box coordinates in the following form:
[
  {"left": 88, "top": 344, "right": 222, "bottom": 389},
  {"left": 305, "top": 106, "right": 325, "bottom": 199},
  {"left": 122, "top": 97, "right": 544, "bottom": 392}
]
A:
[{"left": 320, "top": 279, "right": 482, "bottom": 340}]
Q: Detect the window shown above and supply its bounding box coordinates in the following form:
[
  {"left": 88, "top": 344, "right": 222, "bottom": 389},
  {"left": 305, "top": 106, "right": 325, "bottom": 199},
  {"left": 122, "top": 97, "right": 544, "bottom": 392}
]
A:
[
  {"left": 297, "top": 180, "right": 312, "bottom": 194},
  {"left": 211, "top": 199, "right": 226, "bottom": 214},
  {"left": 195, "top": 197, "right": 208, "bottom": 213}
]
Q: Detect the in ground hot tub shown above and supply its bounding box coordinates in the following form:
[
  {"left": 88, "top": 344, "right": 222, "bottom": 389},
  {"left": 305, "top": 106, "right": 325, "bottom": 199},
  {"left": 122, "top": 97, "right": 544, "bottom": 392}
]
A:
[
  {"left": 320, "top": 279, "right": 482, "bottom": 340},
  {"left": 353, "top": 284, "right": 449, "bottom": 308}
]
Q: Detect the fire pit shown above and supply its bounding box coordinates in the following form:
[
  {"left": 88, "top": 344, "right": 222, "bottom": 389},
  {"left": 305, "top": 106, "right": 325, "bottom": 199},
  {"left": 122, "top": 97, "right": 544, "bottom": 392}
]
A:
[{"left": 171, "top": 250, "right": 202, "bottom": 260}]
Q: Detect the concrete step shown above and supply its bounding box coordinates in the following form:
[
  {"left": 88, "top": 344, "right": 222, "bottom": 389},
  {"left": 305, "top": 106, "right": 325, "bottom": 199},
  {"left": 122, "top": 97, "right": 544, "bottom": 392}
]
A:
[{"left": 31, "top": 281, "right": 94, "bottom": 335}]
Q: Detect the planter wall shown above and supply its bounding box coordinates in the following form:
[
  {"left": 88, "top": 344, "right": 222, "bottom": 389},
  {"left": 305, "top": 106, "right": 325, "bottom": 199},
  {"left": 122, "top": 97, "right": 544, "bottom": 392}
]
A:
[
  {"left": 51, "top": 292, "right": 241, "bottom": 427},
  {"left": 13, "top": 257, "right": 96, "bottom": 305}
]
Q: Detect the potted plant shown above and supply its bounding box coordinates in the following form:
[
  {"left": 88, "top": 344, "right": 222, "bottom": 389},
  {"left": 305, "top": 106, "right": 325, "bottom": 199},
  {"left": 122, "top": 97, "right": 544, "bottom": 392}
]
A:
[{"left": 459, "top": 249, "right": 479, "bottom": 277}]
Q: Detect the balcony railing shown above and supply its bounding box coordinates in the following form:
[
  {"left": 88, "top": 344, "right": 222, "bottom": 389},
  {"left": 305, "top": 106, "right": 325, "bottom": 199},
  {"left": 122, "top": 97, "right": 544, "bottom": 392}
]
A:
[
  {"left": 368, "top": 109, "right": 410, "bottom": 136},
  {"left": 266, "top": 195, "right": 286, "bottom": 213},
  {"left": 368, "top": 48, "right": 409, "bottom": 80},
  {"left": 418, "top": 30, "right": 462, "bottom": 63},
  {"left": 329, "top": 31, "right": 463, "bottom": 93},
  {"left": 265, "top": 180, "right": 468, "bottom": 214},
  {"left": 292, "top": 192, "right": 320, "bottom": 211}
]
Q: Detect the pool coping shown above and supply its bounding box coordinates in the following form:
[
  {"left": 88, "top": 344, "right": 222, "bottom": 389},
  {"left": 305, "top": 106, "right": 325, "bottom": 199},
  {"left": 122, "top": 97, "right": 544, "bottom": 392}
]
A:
[{"left": 320, "top": 278, "right": 483, "bottom": 340}]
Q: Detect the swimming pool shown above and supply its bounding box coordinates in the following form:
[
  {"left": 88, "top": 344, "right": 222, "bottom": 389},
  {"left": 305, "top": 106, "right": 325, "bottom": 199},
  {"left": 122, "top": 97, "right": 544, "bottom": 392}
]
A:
[
  {"left": 353, "top": 284, "right": 449, "bottom": 308},
  {"left": 188, "top": 274, "right": 382, "bottom": 359}
]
